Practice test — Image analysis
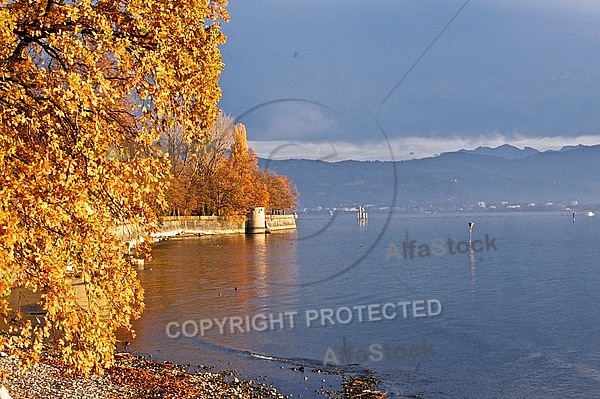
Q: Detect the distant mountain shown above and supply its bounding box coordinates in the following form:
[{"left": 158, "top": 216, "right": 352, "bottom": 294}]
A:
[
  {"left": 258, "top": 144, "right": 600, "bottom": 210},
  {"left": 457, "top": 144, "right": 539, "bottom": 159},
  {"left": 556, "top": 144, "right": 589, "bottom": 153}
]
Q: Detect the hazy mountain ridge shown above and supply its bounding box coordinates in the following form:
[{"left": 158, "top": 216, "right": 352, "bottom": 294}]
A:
[
  {"left": 456, "top": 144, "right": 540, "bottom": 159},
  {"left": 258, "top": 145, "right": 600, "bottom": 209}
]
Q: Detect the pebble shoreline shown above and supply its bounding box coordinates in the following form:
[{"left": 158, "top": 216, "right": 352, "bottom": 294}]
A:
[{"left": 0, "top": 353, "right": 286, "bottom": 399}]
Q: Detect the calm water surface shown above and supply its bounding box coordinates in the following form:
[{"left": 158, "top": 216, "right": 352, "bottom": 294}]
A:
[{"left": 130, "top": 212, "right": 600, "bottom": 398}]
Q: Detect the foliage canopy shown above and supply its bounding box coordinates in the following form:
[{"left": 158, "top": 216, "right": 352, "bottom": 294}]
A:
[
  {"left": 168, "top": 120, "right": 299, "bottom": 218},
  {"left": 0, "top": 0, "right": 228, "bottom": 374}
]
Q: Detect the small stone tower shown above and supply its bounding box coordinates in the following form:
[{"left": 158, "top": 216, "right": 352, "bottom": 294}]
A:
[{"left": 246, "top": 207, "right": 266, "bottom": 234}]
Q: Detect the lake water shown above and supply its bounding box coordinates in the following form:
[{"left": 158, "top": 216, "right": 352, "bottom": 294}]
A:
[{"left": 129, "top": 212, "right": 600, "bottom": 398}]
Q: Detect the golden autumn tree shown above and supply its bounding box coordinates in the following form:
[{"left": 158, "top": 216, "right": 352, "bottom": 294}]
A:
[
  {"left": 229, "top": 124, "right": 269, "bottom": 213},
  {"left": 258, "top": 170, "right": 299, "bottom": 214},
  {"left": 167, "top": 121, "right": 269, "bottom": 218},
  {"left": 165, "top": 120, "right": 299, "bottom": 218},
  {"left": 167, "top": 113, "right": 235, "bottom": 216},
  {"left": 0, "top": 0, "right": 228, "bottom": 375}
]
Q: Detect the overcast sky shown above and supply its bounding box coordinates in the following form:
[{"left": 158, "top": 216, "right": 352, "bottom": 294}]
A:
[{"left": 218, "top": 1, "right": 600, "bottom": 160}]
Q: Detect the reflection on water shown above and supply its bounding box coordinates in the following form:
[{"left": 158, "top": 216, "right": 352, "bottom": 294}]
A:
[
  {"left": 130, "top": 231, "right": 299, "bottom": 356},
  {"left": 469, "top": 246, "right": 476, "bottom": 293}
]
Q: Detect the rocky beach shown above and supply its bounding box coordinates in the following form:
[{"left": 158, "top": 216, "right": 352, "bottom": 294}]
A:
[
  {"left": 0, "top": 351, "right": 386, "bottom": 398},
  {"left": 0, "top": 352, "right": 285, "bottom": 399}
]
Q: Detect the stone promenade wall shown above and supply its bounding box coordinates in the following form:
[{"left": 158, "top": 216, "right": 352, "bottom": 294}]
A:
[
  {"left": 265, "top": 215, "right": 297, "bottom": 231},
  {"left": 114, "top": 215, "right": 296, "bottom": 242}
]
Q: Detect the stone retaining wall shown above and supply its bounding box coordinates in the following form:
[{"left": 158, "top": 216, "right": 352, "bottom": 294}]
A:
[
  {"left": 114, "top": 215, "right": 297, "bottom": 242},
  {"left": 265, "top": 215, "right": 297, "bottom": 231},
  {"left": 159, "top": 216, "right": 245, "bottom": 236},
  {"left": 159, "top": 215, "right": 296, "bottom": 236}
]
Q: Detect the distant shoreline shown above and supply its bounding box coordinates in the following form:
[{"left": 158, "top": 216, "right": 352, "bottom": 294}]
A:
[{"left": 295, "top": 208, "right": 595, "bottom": 216}]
